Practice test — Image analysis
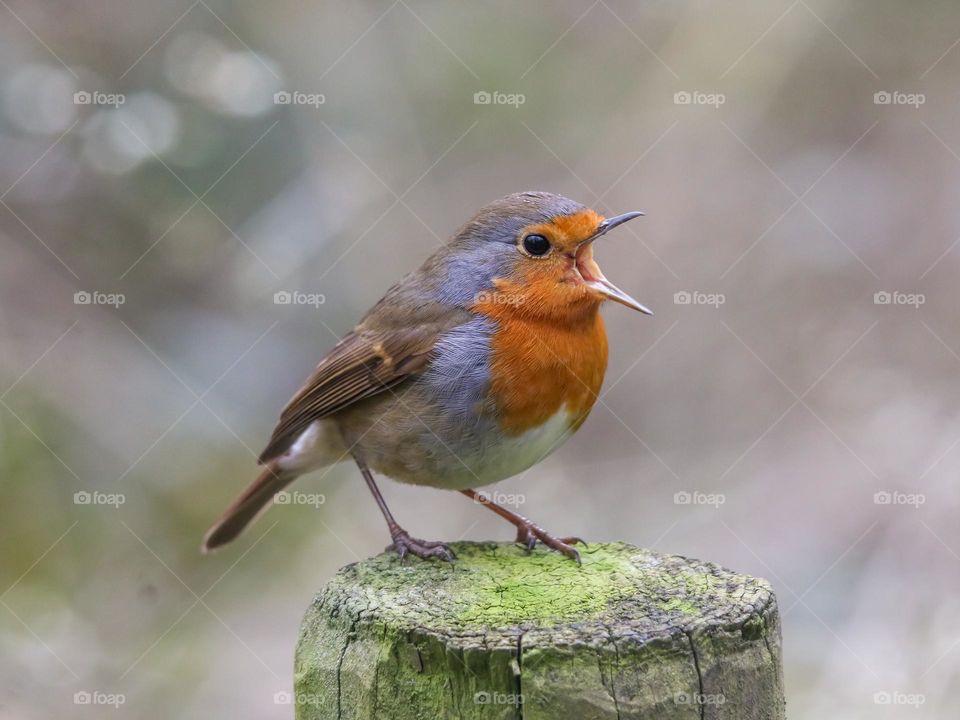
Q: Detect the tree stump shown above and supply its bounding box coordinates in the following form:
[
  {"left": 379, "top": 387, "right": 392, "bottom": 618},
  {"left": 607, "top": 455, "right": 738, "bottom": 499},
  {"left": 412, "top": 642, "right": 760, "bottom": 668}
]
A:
[{"left": 294, "top": 542, "right": 785, "bottom": 719}]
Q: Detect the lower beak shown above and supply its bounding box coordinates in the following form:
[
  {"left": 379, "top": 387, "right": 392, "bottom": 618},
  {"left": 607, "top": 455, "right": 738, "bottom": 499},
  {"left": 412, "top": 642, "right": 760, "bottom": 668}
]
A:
[
  {"left": 578, "top": 211, "right": 653, "bottom": 315},
  {"left": 587, "top": 276, "right": 654, "bottom": 315}
]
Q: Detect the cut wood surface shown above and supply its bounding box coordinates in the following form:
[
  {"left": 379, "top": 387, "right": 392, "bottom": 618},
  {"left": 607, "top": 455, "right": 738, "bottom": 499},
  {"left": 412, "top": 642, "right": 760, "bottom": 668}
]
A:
[{"left": 295, "top": 541, "right": 785, "bottom": 719}]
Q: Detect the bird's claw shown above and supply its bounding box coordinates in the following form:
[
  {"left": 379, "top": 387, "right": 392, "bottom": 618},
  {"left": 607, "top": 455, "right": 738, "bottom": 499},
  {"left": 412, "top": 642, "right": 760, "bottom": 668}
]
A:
[
  {"left": 387, "top": 530, "right": 456, "bottom": 563},
  {"left": 514, "top": 524, "right": 584, "bottom": 564}
]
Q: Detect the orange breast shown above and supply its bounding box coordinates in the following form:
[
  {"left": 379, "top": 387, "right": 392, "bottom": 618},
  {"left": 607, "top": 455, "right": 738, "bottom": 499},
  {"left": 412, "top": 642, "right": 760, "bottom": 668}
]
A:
[{"left": 474, "top": 299, "right": 609, "bottom": 436}]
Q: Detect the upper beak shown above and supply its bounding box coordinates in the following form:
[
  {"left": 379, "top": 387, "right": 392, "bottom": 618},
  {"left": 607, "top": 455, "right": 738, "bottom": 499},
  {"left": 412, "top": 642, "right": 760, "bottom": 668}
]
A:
[
  {"left": 579, "top": 211, "right": 653, "bottom": 315},
  {"left": 593, "top": 211, "right": 645, "bottom": 239}
]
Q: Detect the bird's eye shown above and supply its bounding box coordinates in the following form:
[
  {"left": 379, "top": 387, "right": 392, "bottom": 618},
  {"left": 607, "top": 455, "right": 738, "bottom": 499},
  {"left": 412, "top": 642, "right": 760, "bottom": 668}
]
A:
[{"left": 522, "top": 234, "right": 551, "bottom": 257}]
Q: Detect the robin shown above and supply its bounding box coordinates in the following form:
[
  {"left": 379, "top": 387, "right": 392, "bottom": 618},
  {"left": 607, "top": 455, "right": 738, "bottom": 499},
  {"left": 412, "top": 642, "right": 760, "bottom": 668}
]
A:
[{"left": 202, "top": 191, "right": 651, "bottom": 563}]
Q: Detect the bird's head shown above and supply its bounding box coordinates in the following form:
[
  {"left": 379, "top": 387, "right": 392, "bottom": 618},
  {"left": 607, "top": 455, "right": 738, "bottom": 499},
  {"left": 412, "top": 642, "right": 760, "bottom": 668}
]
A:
[{"left": 441, "top": 191, "right": 652, "bottom": 322}]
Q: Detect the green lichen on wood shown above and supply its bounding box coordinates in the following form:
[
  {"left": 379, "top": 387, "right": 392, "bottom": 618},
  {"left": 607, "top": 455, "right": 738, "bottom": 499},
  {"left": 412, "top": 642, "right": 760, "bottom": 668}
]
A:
[{"left": 294, "top": 542, "right": 785, "bottom": 720}]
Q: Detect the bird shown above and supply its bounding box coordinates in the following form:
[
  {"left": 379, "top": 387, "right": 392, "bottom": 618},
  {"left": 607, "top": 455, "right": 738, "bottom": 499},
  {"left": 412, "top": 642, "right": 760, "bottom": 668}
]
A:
[{"left": 202, "top": 191, "right": 651, "bottom": 563}]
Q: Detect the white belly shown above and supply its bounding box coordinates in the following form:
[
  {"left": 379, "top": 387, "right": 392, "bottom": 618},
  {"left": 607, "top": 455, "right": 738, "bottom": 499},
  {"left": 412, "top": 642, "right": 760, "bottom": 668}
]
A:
[
  {"left": 443, "top": 407, "right": 576, "bottom": 490},
  {"left": 277, "top": 409, "right": 576, "bottom": 491}
]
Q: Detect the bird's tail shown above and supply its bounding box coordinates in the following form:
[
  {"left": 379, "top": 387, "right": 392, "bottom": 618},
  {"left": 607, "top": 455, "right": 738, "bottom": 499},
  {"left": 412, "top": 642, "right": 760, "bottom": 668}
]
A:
[{"left": 202, "top": 461, "right": 296, "bottom": 552}]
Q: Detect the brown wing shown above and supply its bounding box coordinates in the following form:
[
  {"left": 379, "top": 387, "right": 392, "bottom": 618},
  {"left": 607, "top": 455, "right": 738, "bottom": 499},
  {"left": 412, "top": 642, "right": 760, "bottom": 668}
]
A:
[{"left": 258, "top": 301, "right": 468, "bottom": 463}]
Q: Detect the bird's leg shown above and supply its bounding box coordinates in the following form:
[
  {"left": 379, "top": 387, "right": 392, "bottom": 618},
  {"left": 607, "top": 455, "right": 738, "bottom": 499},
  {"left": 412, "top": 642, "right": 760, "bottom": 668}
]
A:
[
  {"left": 354, "top": 457, "right": 455, "bottom": 562},
  {"left": 461, "top": 489, "right": 584, "bottom": 564}
]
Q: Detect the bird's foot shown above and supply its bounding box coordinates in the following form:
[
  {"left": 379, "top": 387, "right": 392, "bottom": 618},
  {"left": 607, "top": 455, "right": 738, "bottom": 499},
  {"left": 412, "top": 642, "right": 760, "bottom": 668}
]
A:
[
  {"left": 514, "top": 523, "right": 584, "bottom": 564},
  {"left": 386, "top": 529, "right": 456, "bottom": 563}
]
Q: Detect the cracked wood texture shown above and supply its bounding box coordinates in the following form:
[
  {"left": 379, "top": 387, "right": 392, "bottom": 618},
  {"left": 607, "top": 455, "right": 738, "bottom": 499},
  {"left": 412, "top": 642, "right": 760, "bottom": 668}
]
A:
[{"left": 294, "top": 542, "right": 785, "bottom": 720}]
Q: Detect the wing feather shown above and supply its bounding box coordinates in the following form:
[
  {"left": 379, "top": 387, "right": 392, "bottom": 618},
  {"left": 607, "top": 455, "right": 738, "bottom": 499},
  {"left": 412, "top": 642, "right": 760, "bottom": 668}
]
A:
[{"left": 257, "top": 302, "right": 468, "bottom": 463}]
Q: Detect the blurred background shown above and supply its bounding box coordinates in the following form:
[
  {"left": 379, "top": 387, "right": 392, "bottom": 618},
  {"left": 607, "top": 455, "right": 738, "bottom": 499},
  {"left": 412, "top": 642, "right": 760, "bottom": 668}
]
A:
[{"left": 1, "top": 0, "right": 958, "bottom": 717}]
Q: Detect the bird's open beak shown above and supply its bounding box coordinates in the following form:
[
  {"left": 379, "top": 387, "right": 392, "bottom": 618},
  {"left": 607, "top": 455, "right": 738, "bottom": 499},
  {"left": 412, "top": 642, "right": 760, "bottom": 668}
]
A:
[{"left": 576, "top": 211, "right": 653, "bottom": 315}]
